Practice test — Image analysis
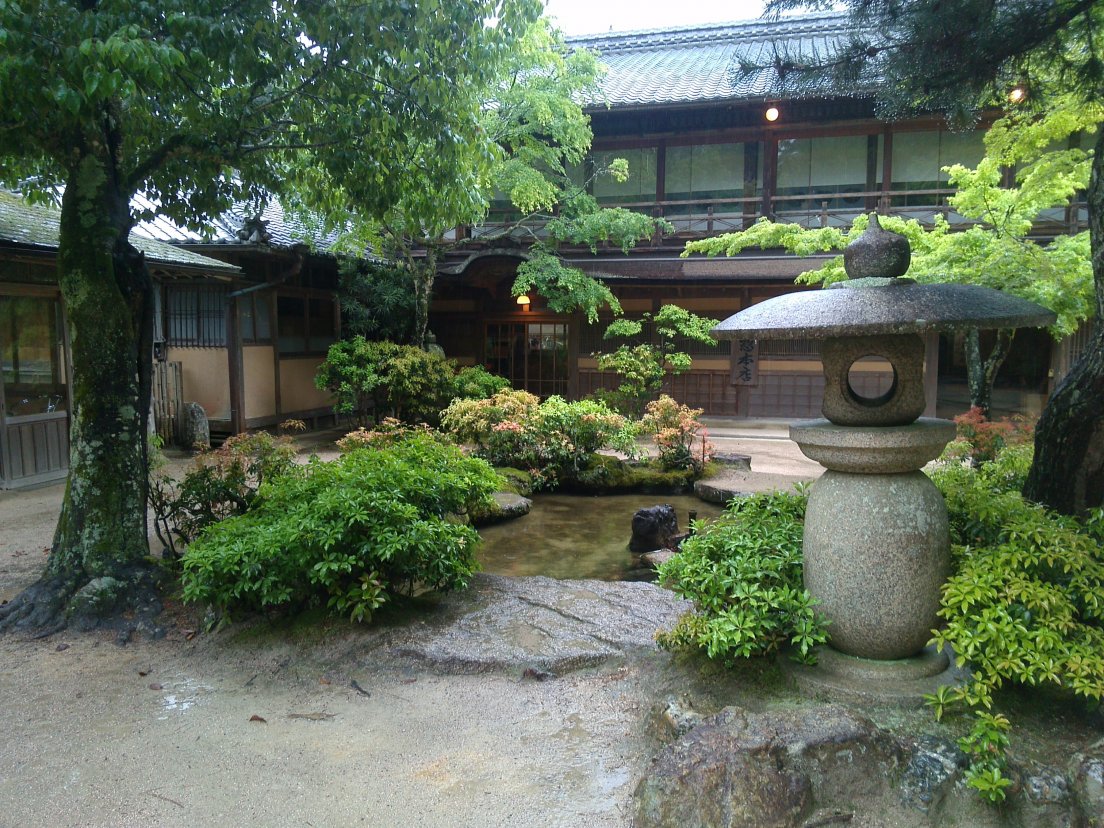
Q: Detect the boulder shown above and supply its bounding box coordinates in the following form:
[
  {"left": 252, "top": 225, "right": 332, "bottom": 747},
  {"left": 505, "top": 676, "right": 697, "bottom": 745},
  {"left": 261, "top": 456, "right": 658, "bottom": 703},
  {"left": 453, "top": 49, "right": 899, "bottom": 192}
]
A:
[
  {"left": 1071, "top": 739, "right": 1104, "bottom": 828},
  {"left": 179, "top": 401, "right": 210, "bottom": 451},
  {"left": 630, "top": 505, "right": 679, "bottom": 552},
  {"left": 694, "top": 480, "right": 752, "bottom": 505},
  {"left": 470, "top": 492, "right": 531, "bottom": 526},
  {"left": 634, "top": 705, "right": 905, "bottom": 828}
]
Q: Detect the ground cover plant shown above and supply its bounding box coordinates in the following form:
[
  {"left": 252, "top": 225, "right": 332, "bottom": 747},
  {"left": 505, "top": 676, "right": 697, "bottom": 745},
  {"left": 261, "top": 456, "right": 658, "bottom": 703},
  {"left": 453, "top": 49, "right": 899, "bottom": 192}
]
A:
[
  {"left": 927, "top": 445, "right": 1104, "bottom": 800},
  {"left": 656, "top": 489, "right": 828, "bottom": 663},
  {"left": 181, "top": 431, "right": 501, "bottom": 624}
]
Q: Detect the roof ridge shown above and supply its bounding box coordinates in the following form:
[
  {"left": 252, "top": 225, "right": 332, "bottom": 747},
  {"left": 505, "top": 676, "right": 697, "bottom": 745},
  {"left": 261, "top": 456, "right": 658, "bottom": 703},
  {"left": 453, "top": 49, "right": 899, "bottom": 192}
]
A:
[{"left": 566, "top": 11, "right": 850, "bottom": 49}]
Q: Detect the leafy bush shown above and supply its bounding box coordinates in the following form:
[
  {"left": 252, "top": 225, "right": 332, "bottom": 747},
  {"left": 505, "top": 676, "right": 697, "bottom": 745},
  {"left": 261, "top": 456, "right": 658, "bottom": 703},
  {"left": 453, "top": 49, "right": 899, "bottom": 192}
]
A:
[
  {"left": 657, "top": 489, "right": 828, "bottom": 663},
  {"left": 316, "top": 337, "right": 506, "bottom": 427},
  {"left": 335, "top": 418, "right": 438, "bottom": 452},
  {"left": 439, "top": 388, "right": 542, "bottom": 466},
  {"left": 640, "top": 395, "right": 714, "bottom": 472},
  {"left": 927, "top": 446, "right": 1104, "bottom": 800},
  {"left": 181, "top": 432, "right": 501, "bottom": 623},
  {"left": 594, "top": 305, "right": 717, "bottom": 417},
  {"left": 440, "top": 390, "right": 638, "bottom": 489},
  {"left": 149, "top": 430, "right": 299, "bottom": 557},
  {"left": 943, "top": 406, "right": 1034, "bottom": 465},
  {"left": 453, "top": 365, "right": 511, "bottom": 401}
]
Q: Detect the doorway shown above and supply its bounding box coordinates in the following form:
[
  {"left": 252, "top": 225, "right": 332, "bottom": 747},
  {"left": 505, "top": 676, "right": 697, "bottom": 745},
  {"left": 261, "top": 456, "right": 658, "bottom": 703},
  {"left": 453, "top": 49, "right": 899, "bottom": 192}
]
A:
[{"left": 485, "top": 321, "right": 569, "bottom": 398}]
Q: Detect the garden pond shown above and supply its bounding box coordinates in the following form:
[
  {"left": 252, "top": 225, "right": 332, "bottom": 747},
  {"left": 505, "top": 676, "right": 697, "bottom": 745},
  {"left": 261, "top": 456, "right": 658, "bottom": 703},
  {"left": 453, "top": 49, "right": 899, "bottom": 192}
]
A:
[{"left": 476, "top": 493, "right": 724, "bottom": 581}]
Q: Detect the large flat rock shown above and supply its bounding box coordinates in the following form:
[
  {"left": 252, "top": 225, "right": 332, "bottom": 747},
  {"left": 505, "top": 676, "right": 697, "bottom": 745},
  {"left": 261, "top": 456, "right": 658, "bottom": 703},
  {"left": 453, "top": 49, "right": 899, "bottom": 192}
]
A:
[{"left": 381, "top": 574, "right": 692, "bottom": 676}]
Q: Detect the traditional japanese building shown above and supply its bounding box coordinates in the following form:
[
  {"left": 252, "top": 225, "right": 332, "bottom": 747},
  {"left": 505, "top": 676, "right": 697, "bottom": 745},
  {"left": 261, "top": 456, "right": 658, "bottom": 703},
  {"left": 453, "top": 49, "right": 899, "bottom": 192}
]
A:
[{"left": 429, "top": 12, "right": 1084, "bottom": 419}]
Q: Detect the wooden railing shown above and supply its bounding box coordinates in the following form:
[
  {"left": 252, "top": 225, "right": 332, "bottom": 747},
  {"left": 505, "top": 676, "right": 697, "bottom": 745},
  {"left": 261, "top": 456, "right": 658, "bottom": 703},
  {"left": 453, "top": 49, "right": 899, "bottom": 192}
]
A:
[{"left": 467, "top": 189, "right": 1086, "bottom": 242}]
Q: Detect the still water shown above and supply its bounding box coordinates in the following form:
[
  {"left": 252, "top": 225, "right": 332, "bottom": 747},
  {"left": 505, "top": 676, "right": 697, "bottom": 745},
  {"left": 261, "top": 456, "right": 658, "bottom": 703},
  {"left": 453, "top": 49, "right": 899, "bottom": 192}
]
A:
[{"left": 476, "top": 494, "right": 725, "bottom": 581}]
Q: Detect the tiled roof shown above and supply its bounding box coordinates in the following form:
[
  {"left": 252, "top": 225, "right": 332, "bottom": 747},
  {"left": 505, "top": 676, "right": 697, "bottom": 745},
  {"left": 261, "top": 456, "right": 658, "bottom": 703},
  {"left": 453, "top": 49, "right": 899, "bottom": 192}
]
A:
[
  {"left": 568, "top": 12, "right": 861, "bottom": 108},
  {"left": 0, "top": 191, "right": 240, "bottom": 275},
  {"left": 132, "top": 194, "right": 343, "bottom": 252}
]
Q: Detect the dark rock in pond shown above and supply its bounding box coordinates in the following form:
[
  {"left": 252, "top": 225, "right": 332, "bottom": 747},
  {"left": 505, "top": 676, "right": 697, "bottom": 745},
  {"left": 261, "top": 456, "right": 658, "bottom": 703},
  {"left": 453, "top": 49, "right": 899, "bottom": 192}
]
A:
[
  {"left": 634, "top": 704, "right": 903, "bottom": 828},
  {"left": 470, "top": 492, "right": 531, "bottom": 526},
  {"left": 631, "top": 505, "right": 679, "bottom": 552},
  {"left": 641, "top": 549, "right": 676, "bottom": 569},
  {"left": 694, "top": 479, "right": 753, "bottom": 505}
]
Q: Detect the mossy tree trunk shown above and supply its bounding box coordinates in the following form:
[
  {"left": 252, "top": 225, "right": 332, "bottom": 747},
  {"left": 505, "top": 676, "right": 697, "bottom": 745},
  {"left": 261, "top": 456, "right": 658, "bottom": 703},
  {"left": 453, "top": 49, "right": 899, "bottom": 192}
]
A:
[
  {"left": 1, "top": 127, "right": 157, "bottom": 632},
  {"left": 1024, "top": 129, "right": 1104, "bottom": 515}
]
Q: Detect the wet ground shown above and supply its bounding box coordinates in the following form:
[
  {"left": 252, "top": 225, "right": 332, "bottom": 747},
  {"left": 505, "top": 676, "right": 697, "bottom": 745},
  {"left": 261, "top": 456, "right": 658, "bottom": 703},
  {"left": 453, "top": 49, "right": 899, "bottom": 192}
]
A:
[{"left": 0, "top": 423, "right": 820, "bottom": 827}]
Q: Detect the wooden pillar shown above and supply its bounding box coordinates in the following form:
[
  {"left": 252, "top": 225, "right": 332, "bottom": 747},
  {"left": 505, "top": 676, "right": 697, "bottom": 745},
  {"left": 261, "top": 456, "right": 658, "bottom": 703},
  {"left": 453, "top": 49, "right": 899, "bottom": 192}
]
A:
[
  {"left": 923, "top": 331, "right": 939, "bottom": 417},
  {"left": 226, "top": 295, "right": 246, "bottom": 434}
]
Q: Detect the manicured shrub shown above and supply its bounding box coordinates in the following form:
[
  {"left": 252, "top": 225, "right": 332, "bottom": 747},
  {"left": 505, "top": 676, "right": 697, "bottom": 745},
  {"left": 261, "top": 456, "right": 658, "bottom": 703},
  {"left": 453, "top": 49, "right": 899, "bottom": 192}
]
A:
[
  {"left": 656, "top": 489, "right": 828, "bottom": 663},
  {"left": 149, "top": 430, "right": 299, "bottom": 556},
  {"left": 181, "top": 432, "right": 502, "bottom": 623},
  {"left": 316, "top": 337, "right": 509, "bottom": 427},
  {"left": 640, "top": 395, "right": 714, "bottom": 472},
  {"left": 441, "top": 391, "right": 638, "bottom": 489},
  {"left": 942, "top": 406, "right": 1034, "bottom": 466},
  {"left": 452, "top": 365, "right": 511, "bottom": 401}
]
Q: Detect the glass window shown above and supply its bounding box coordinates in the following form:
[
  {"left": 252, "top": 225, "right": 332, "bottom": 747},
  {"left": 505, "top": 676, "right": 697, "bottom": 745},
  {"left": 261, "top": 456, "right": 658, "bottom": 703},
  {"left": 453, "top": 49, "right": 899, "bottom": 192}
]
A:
[
  {"left": 238, "top": 297, "right": 255, "bottom": 342},
  {"left": 165, "top": 285, "right": 227, "bottom": 347},
  {"left": 277, "top": 294, "right": 306, "bottom": 353},
  {"left": 666, "top": 143, "right": 745, "bottom": 200},
  {"left": 1, "top": 296, "right": 67, "bottom": 416},
  {"left": 777, "top": 135, "right": 878, "bottom": 225},
  {"left": 591, "top": 147, "right": 657, "bottom": 204},
  {"left": 308, "top": 296, "right": 336, "bottom": 353},
  {"left": 254, "top": 294, "right": 272, "bottom": 341}
]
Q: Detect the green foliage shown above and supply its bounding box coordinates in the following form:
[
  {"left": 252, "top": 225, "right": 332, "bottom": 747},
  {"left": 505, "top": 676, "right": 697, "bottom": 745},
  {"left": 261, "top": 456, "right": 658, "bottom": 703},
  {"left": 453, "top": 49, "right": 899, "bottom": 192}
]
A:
[
  {"left": 925, "top": 445, "right": 1104, "bottom": 798},
  {"left": 181, "top": 432, "right": 501, "bottom": 623},
  {"left": 640, "top": 395, "right": 715, "bottom": 472},
  {"left": 514, "top": 251, "right": 623, "bottom": 323},
  {"left": 942, "top": 406, "right": 1035, "bottom": 466},
  {"left": 316, "top": 337, "right": 498, "bottom": 427},
  {"left": 149, "top": 431, "right": 299, "bottom": 557},
  {"left": 336, "top": 259, "right": 417, "bottom": 344},
  {"left": 959, "top": 712, "right": 1014, "bottom": 803},
  {"left": 657, "top": 490, "right": 828, "bottom": 664},
  {"left": 928, "top": 452, "right": 1104, "bottom": 712},
  {"left": 452, "top": 365, "right": 511, "bottom": 401},
  {"left": 595, "top": 305, "right": 719, "bottom": 417},
  {"left": 440, "top": 390, "right": 638, "bottom": 489}
]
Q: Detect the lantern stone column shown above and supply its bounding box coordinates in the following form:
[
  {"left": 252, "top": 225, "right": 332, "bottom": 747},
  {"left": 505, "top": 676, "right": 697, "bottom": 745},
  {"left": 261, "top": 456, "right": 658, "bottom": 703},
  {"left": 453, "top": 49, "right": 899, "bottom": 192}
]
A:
[{"left": 708, "top": 215, "right": 1056, "bottom": 697}]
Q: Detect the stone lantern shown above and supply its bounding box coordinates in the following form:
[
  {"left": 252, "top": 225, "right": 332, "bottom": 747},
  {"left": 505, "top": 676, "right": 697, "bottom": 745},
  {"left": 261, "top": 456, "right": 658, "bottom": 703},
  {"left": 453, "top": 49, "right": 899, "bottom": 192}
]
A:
[{"left": 711, "top": 216, "right": 1056, "bottom": 696}]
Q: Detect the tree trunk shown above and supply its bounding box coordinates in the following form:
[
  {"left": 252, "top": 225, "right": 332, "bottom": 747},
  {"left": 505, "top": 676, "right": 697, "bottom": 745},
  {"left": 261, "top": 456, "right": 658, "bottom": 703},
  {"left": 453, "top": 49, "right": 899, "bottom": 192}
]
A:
[
  {"left": 1024, "top": 130, "right": 1104, "bottom": 515},
  {"left": 412, "top": 249, "right": 437, "bottom": 350},
  {"left": 964, "top": 328, "right": 1014, "bottom": 416},
  {"left": 1, "top": 138, "right": 159, "bottom": 633}
]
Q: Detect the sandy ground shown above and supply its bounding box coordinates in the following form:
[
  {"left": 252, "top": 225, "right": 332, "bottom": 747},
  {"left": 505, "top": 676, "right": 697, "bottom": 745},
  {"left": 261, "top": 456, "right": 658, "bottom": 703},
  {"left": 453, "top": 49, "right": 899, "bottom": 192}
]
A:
[{"left": 0, "top": 426, "right": 818, "bottom": 828}]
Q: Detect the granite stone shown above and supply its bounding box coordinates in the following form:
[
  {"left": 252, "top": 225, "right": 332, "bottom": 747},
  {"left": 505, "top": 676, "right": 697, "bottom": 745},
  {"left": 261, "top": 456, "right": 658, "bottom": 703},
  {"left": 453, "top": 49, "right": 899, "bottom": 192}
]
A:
[
  {"left": 790, "top": 418, "right": 956, "bottom": 473},
  {"left": 804, "top": 469, "right": 950, "bottom": 659},
  {"left": 820, "top": 333, "right": 926, "bottom": 426},
  {"left": 843, "top": 213, "right": 911, "bottom": 279},
  {"left": 711, "top": 281, "right": 1056, "bottom": 341}
]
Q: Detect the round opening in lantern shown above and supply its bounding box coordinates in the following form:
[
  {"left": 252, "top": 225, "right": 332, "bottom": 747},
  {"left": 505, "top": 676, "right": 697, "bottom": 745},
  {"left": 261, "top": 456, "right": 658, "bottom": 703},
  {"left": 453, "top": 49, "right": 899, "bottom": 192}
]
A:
[{"left": 846, "top": 355, "right": 897, "bottom": 407}]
